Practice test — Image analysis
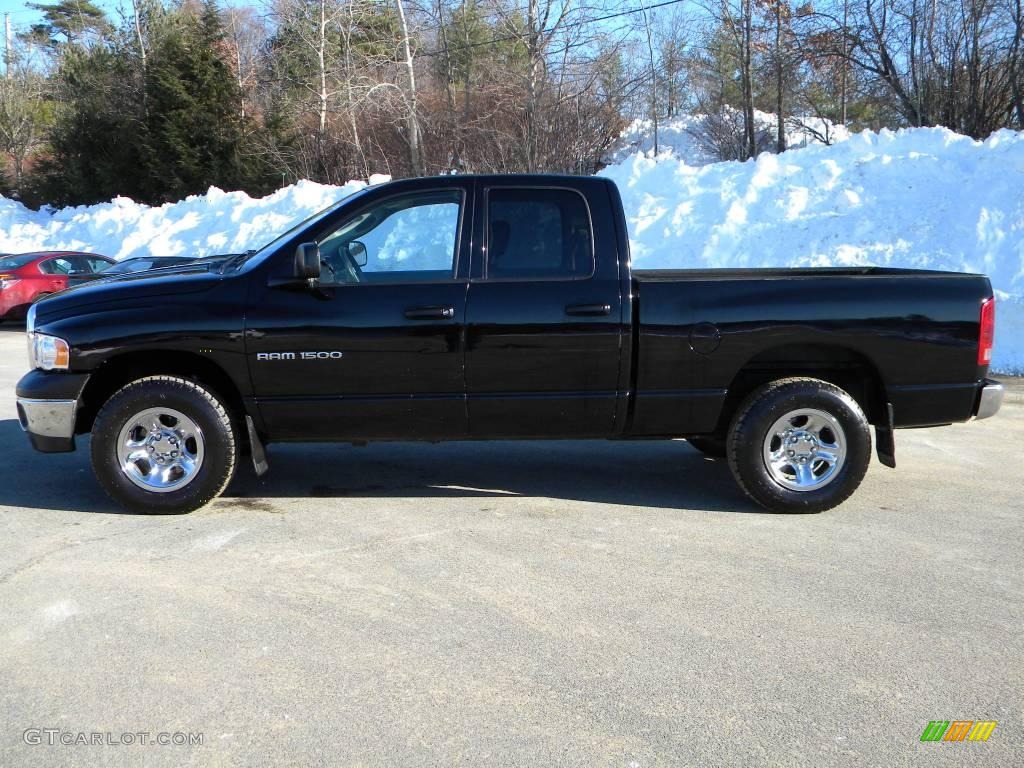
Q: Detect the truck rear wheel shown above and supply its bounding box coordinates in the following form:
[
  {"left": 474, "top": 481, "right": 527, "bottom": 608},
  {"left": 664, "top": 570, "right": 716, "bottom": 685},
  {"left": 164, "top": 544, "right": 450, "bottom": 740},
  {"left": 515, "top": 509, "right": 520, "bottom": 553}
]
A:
[
  {"left": 726, "top": 378, "right": 871, "bottom": 513},
  {"left": 91, "top": 376, "right": 237, "bottom": 514}
]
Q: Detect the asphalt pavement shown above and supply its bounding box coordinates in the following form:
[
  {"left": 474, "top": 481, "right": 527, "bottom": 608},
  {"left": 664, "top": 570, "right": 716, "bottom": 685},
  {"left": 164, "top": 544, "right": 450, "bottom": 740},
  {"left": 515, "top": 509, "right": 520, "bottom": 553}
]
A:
[{"left": 0, "top": 322, "right": 1021, "bottom": 767}]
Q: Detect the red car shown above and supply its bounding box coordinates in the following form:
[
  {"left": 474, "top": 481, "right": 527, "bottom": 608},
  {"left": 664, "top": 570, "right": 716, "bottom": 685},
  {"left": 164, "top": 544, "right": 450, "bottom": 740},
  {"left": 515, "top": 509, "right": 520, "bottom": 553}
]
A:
[{"left": 0, "top": 251, "right": 115, "bottom": 320}]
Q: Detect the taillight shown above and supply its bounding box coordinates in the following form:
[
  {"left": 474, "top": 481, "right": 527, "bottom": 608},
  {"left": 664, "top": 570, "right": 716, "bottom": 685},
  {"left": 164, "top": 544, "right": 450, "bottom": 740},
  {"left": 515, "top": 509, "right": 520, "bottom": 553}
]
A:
[
  {"left": 0, "top": 275, "right": 19, "bottom": 291},
  {"left": 978, "top": 296, "right": 995, "bottom": 366}
]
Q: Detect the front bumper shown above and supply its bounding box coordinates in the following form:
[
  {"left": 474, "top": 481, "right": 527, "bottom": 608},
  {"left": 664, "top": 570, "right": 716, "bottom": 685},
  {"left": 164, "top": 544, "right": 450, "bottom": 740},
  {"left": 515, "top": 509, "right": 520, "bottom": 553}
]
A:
[
  {"left": 974, "top": 379, "right": 1005, "bottom": 420},
  {"left": 17, "top": 398, "right": 78, "bottom": 452},
  {"left": 15, "top": 370, "right": 91, "bottom": 453}
]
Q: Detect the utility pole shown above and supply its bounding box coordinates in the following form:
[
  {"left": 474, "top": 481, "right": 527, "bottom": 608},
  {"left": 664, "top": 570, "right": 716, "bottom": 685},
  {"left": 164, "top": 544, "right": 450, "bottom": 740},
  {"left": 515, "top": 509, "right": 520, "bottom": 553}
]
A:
[{"left": 4, "top": 13, "right": 12, "bottom": 80}]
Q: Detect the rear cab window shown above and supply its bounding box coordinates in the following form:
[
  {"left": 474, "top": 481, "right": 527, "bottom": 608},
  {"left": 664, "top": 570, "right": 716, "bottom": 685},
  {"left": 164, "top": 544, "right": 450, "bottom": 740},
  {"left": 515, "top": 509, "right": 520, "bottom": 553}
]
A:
[{"left": 485, "top": 188, "right": 594, "bottom": 280}]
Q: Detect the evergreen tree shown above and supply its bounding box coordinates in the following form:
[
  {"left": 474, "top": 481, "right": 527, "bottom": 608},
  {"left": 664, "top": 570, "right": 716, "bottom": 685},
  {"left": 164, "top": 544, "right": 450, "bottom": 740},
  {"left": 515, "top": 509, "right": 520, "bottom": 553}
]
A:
[
  {"left": 25, "top": 0, "right": 112, "bottom": 49},
  {"left": 140, "top": 0, "right": 270, "bottom": 201},
  {"left": 36, "top": 43, "right": 146, "bottom": 205}
]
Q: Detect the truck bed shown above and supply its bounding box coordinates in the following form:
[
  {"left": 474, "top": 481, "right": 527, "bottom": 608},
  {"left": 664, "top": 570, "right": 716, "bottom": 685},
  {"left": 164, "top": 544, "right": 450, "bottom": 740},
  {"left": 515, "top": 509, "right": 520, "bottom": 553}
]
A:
[{"left": 627, "top": 265, "right": 993, "bottom": 437}]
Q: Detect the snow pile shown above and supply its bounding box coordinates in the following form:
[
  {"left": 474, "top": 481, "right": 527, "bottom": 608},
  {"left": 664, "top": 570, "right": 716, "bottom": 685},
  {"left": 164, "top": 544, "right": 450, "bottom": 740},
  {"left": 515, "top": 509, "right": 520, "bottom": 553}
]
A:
[
  {"left": 607, "top": 115, "right": 720, "bottom": 166},
  {"left": 606, "top": 111, "right": 850, "bottom": 166},
  {"left": 0, "top": 176, "right": 389, "bottom": 260},
  {"left": 600, "top": 126, "right": 1024, "bottom": 373}
]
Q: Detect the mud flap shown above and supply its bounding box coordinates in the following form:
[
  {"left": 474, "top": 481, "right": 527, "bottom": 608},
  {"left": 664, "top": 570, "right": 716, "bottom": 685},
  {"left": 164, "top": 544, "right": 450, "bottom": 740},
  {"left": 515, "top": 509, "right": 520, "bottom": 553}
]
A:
[
  {"left": 875, "top": 402, "right": 896, "bottom": 468},
  {"left": 245, "top": 415, "right": 269, "bottom": 476}
]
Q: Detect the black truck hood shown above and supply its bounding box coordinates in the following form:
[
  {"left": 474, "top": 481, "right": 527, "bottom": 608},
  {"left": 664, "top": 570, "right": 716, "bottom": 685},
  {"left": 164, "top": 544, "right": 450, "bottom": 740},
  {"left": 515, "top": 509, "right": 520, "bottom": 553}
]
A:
[{"left": 34, "top": 265, "right": 227, "bottom": 324}]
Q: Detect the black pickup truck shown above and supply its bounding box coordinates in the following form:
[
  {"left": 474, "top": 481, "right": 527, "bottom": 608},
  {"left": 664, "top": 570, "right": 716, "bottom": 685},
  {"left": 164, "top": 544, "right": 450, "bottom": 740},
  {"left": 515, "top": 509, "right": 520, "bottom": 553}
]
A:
[{"left": 16, "top": 175, "right": 1003, "bottom": 514}]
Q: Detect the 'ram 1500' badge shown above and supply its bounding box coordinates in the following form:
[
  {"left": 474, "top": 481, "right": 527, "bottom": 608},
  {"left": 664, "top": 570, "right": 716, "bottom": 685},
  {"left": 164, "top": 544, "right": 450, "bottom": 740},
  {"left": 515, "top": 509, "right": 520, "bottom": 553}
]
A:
[{"left": 256, "top": 352, "right": 344, "bottom": 361}]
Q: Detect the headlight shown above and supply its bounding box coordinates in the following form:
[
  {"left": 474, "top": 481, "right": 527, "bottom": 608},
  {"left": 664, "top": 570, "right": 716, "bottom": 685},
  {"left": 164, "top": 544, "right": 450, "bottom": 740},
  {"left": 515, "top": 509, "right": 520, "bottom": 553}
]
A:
[{"left": 27, "top": 333, "right": 70, "bottom": 371}]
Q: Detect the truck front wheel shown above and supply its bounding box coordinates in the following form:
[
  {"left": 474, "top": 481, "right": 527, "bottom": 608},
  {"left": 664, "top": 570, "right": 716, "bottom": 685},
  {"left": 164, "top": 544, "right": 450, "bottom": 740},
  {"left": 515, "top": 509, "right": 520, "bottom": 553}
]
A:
[
  {"left": 91, "top": 376, "right": 238, "bottom": 514},
  {"left": 727, "top": 378, "right": 871, "bottom": 513}
]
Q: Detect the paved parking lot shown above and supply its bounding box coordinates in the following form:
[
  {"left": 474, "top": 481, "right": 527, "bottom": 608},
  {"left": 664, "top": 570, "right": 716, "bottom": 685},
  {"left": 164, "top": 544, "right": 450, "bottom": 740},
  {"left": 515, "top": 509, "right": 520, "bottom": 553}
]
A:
[{"left": 0, "top": 322, "right": 1021, "bottom": 767}]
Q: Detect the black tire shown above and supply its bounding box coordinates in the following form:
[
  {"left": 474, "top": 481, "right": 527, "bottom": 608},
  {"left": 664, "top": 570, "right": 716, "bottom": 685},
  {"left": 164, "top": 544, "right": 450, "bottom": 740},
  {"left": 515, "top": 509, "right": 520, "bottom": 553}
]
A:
[
  {"left": 91, "top": 376, "right": 237, "bottom": 514},
  {"left": 687, "top": 436, "right": 727, "bottom": 458},
  {"left": 726, "top": 377, "right": 871, "bottom": 513}
]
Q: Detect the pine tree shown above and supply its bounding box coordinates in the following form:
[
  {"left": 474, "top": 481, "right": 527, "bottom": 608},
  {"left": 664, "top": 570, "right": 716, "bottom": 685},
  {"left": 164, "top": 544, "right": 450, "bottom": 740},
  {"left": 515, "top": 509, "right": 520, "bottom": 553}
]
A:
[
  {"left": 141, "top": 0, "right": 269, "bottom": 201},
  {"left": 25, "top": 0, "right": 112, "bottom": 49},
  {"left": 37, "top": 43, "right": 147, "bottom": 206}
]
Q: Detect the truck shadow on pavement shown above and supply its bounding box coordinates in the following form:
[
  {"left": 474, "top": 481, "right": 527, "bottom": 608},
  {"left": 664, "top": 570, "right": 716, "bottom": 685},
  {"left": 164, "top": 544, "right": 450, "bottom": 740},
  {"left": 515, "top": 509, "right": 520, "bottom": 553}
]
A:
[
  {"left": 229, "top": 438, "right": 758, "bottom": 513},
  {"left": 0, "top": 418, "right": 759, "bottom": 514}
]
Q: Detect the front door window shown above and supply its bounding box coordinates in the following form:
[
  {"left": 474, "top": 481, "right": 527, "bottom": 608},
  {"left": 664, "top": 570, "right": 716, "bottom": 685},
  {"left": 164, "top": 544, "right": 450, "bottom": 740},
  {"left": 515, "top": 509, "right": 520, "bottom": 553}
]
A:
[{"left": 317, "top": 190, "right": 462, "bottom": 285}]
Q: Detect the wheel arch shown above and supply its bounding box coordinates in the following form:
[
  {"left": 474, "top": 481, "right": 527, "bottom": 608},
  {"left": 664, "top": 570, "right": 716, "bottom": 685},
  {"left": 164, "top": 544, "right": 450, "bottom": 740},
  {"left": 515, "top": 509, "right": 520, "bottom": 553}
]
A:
[
  {"left": 712, "top": 343, "right": 887, "bottom": 434},
  {"left": 76, "top": 351, "right": 248, "bottom": 439}
]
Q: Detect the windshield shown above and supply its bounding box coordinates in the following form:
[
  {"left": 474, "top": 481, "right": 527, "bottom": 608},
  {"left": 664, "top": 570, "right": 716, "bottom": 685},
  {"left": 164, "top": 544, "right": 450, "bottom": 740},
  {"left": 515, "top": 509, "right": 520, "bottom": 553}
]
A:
[
  {"left": 237, "top": 190, "right": 369, "bottom": 271},
  {"left": 0, "top": 253, "right": 42, "bottom": 270}
]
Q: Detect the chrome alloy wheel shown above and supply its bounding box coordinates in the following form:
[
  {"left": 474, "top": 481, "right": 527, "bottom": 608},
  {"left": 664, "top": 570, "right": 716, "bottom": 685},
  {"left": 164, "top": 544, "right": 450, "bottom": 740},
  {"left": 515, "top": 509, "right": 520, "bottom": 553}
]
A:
[
  {"left": 761, "top": 408, "right": 846, "bottom": 492},
  {"left": 116, "top": 407, "right": 205, "bottom": 493}
]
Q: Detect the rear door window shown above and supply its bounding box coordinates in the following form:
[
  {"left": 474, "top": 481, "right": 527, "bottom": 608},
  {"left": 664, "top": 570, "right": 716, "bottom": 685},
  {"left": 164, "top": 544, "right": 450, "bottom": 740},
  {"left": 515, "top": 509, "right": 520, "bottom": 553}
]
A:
[
  {"left": 485, "top": 188, "right": 594, "bottom": 280},
  {"left": 64, "top": 256, "right": 93, "bottom": 274},
  {"left": 40, "top": 257, "right": 74, "bottom": 275}
]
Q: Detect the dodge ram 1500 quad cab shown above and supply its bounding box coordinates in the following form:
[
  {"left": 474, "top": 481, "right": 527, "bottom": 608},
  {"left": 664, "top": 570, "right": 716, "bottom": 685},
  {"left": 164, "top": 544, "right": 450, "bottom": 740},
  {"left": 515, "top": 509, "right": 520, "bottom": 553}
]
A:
[{"left": 16, "top": 175, "right": 1004, "bottom": 514}]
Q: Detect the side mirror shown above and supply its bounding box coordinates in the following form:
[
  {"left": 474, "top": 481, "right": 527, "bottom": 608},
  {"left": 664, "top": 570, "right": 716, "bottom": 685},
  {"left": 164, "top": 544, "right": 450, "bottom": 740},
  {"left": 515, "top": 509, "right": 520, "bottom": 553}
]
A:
[
  {"left": 294, "top": 242, "right": 321, "bottom": 281},
  {"left": 347, "top": 241, "right": 368, "bottom": 267}
]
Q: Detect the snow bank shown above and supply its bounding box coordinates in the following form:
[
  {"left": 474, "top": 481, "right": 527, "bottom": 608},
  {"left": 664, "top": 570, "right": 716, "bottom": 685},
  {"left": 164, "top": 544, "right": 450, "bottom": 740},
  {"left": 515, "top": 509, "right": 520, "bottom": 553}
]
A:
[
  {"left": 600, "top": 126, "right": 1024, "bottom": 373},
  {"left": 0, "top": 176, "right": 388, "bottom": 260},
  {"left": 606, "top": 111, "right": 850, "bottom": 166}
]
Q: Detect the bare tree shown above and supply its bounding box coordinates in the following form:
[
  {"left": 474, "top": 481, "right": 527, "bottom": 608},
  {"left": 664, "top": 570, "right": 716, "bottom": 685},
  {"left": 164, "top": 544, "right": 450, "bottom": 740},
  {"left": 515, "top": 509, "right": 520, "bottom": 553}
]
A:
[
  {"left": 799, "top": 0, "right": 1017, "bottom": 137},
  {"left": 0, "top": 41, "right": 48, "bottom": 188},
  {"left": 1010, "top": 0, "right": 1024, "bottom": 125},
  {"left": 223, "top": 5, "right": 265, "bottom": 119},
  {"left": 768, "top": 0, "right": 795, "bottom": 151},
  {"left": 639, "top": 0, "right": 659, "bottom": 153},
  {"left": 491, "top": 0, "right": 573, "bottom": 171},
  {"left": 394, "top": 0, "right": 423, "bottom": 174},
  {"left": 710, "top": 0, "right": 758, "bottom": 157},
  {"left": 655, "top": 9, "right": 694, "bottom": 119}
]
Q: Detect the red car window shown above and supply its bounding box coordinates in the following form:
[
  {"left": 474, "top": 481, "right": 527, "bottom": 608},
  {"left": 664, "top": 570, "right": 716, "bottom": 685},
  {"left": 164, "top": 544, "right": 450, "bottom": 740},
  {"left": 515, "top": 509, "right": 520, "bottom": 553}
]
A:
[
  {"left": 39, "top": 258, "right": 74, "bottom": 275},
  {"left": 65, "top": 256, "right": 93, "bottom": 274}
]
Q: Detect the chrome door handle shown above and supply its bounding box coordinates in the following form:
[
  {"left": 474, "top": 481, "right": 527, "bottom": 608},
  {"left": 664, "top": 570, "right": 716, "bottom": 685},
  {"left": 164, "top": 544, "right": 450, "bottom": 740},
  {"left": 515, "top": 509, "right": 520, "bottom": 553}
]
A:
[
  {"left": 565, "top": 303, "right": 612, "bottom": 317},
  {"left": 404, "top": 305, "right": 455, "bottom": 320}
]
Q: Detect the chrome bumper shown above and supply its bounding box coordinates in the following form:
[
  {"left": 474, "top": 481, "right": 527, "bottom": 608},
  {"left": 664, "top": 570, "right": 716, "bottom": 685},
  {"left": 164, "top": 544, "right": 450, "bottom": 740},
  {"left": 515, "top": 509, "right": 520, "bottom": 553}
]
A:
[
  {"left": 974, "top": 379, "right": 1004, "bottom": 420},
  {"left": 16, "top": 397, "right": 78, "bottom": 452}
]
